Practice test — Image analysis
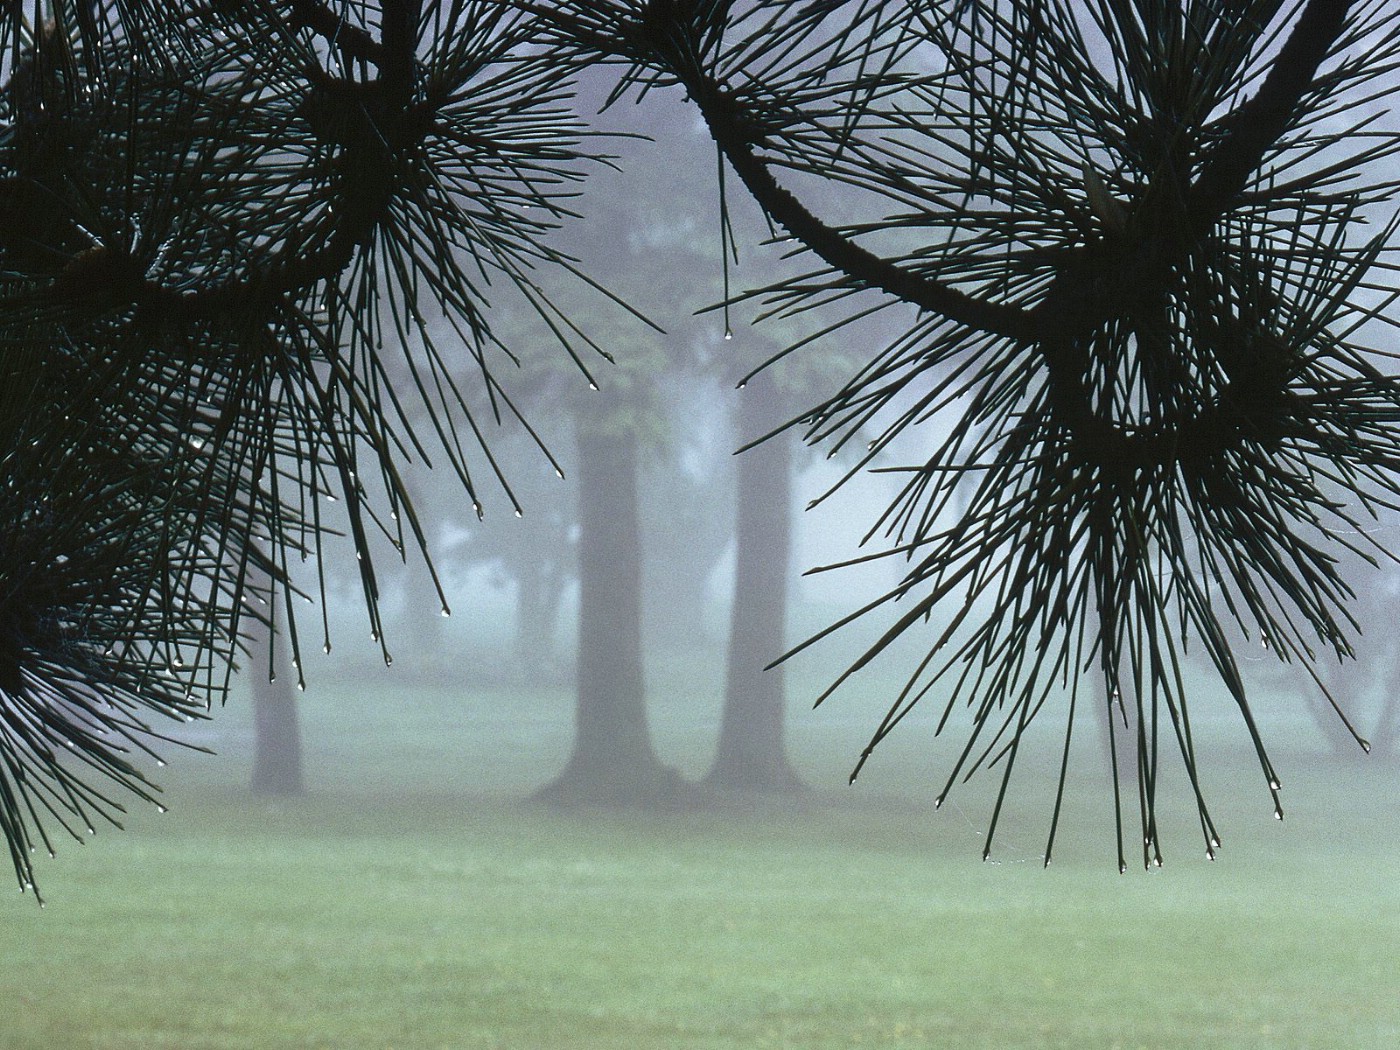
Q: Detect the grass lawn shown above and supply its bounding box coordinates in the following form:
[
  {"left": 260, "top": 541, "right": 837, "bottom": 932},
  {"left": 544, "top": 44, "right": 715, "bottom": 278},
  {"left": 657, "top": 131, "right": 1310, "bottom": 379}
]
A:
[{"left": 3, "top": 657, "right": 1398, "bottom": 1049}]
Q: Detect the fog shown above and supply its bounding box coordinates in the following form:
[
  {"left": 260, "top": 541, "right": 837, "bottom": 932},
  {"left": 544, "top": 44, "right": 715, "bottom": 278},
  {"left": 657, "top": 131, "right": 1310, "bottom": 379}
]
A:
[
  {"left": 75, "top": 432, "right": 1393, "bottom": 1046},
  {"left": 9, "top": 5, "right": 1400, "bottom": 1048}
]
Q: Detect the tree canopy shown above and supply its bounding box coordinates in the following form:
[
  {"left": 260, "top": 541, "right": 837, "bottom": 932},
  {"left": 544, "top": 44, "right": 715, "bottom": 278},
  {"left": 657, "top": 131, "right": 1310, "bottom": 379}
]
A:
[{"left": 4, "top": 0, "right": 1400, "bottom": 896}]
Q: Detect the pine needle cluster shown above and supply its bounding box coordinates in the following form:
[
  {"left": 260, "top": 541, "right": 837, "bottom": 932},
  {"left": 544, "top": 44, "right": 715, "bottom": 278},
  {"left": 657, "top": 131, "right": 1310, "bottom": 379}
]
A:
[
  {"left": 0, "top": 1, "right": 603, "bottom": 898},
  {"left": 536, "top": 0, "right": 1400, "bottom": 866}
]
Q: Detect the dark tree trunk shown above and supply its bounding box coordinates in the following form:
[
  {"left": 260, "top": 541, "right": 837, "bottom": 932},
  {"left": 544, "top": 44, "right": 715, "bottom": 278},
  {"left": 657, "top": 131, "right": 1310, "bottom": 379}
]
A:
[
  {"left": 248, "top": 608, "right": 305, "bottom": 796},
  {"left": 538, "top": 429, "right": 681, "bottom": 805},
  {"left": 705, "top": 377, "right": 804, "bottom": 793}
]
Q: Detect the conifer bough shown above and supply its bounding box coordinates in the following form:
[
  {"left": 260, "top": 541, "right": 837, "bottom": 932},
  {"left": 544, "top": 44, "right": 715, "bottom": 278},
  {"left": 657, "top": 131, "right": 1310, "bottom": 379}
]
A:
[
  {"left": 5, "top": 0, "right": 1400, "bottom": 895},
  {"left": 533, "top": 0, "right": 1400, "bottom": 868},
  {"left": 0, "top": 0, "right": 607, "bottom": 900}
]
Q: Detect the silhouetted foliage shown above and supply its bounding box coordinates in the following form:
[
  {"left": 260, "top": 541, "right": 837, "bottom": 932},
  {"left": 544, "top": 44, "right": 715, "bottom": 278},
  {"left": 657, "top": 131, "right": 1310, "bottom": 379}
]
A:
[
  {"left": 531, "top": 0, "right": 1400, "bottom": 868},
  {"left": 0, "top": 1, "right": 609, "bottom": 899},
  {"left": 6, "top": 0, "right": 1400, "bottom": 894}
]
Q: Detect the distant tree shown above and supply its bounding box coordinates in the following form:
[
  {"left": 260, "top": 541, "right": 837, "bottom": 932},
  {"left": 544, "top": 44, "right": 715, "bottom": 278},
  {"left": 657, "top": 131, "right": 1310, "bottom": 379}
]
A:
[
  {"left": 706, "top": 357, "right": 805, "bottom": 793},
  {"left": 705, "top": 315, "right": 863, "bottom": 795},
  {"left": 640, "top": 375, "right": 737, "bottom": 653},
  {"left": 536, "top": 90, "right": 721, "bottom": 805},
  {"left": 1304, "top": 546, "right": 1400, "bottom": 760},
  {"left": 477, "top": 453, "right": 576, "bottom": 681},
  {"left": 376, "top": 354, "right": 576, "bottom": 682}
]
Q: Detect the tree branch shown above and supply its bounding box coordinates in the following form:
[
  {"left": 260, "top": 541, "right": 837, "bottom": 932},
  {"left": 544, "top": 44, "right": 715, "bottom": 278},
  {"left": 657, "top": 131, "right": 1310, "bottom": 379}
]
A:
[
  {"left": 287, "top": 0, "right": 384, "bottom": 67},
  {"left": 133, "top": 1, "right": 425, "bottom": 320},
  {"left": 692, "top": 83, "right": 1042, "bottom": 344},
  {"left": 1189, "top": 0, "right": 1351, "bottom": 229}
]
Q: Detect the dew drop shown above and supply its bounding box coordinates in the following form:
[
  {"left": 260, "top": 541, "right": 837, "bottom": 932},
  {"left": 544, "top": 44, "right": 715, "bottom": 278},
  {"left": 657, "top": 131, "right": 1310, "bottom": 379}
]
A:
[
  {"left": 1206, "top": 848, "right": 1216, "bottom": 862},
  {"left": 440, "top": 606, "right": 451, "bottom": 618},
  {"left": 1269, "top": 778, "right": 1280, "bottom": 791},
  {"left": 1274, "top": 804, "right": 1284, "bottom": 821},
  {"left": 555, "top": 469, "right": 565, "bottom": 479},
  {"left": 323, "top": 643, "right": 332, "bottom": 654},
  {"left": 588, "top": 381, "right": 598, "bottom": 391},
  {"left": 156, "top": 805, "right": 167, "bottom": 814},
  {"left": 297, "top": 683, "right": 305, "bottom": 692},
  {"left": 156, "top": 760, "right": 166, "bottom": 768},
  {"left": 384, "top": 653, "right": 393, "bottom": 667},
  {"left": 514, "top": 509, "right": 523, "bottom": 518},
  {"left": 934, "top": 795, "right": 944, "bottom": 810},
  {"left": 370, "top": 631, "right": 379, "bottom": 642},
  {"left": 723, "top": 329, "right": 733, "bottom": 341},
  {"left": 1360, "top": 738, "right": 1372, "bottom": 754}
]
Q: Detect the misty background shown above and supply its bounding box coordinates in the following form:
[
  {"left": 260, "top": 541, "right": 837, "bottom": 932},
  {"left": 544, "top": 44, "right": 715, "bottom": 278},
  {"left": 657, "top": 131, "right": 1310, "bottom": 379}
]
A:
[
  {"left": 213, "top": 86, "right": 1400, "bottom": 831},
  {"left": 7, "top": 7, "right": 1400, "bottom": 1048}
]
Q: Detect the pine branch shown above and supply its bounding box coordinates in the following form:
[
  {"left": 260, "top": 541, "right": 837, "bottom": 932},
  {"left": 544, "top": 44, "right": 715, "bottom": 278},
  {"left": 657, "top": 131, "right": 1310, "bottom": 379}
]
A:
[
  {"left": 1190, "top": 0, "right": 1353, "bottom": 230},
  {"left": 287, "top": 0, "right": 385, "bottom": 66}
]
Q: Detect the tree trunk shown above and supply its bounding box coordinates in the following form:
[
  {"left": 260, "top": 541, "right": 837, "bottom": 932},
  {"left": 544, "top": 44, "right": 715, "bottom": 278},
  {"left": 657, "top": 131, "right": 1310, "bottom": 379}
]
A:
[
  {"left": 538, "top": 429, "right": 680, "bottom": 805},
  {"left": 248, "top": 606, "right": 305, "bottom": 796},
  {"left": 705, "top": 377, "right": 804, "bottom": 793}
]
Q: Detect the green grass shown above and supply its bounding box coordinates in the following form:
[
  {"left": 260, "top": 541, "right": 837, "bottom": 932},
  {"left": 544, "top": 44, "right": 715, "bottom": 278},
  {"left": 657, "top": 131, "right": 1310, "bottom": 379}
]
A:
[{"left": 3, "top": 655, "right": 1399, "bottom": 1048}]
